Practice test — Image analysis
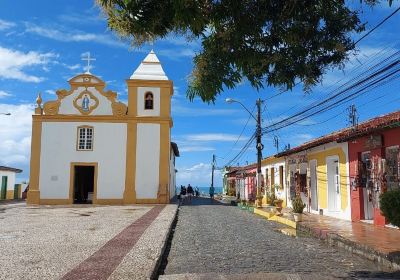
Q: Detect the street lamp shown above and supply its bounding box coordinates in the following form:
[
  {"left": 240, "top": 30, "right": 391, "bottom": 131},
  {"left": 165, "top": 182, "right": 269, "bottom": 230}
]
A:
[
  {"left": 0, "top": 113, "right": 11, "bottom": 115},
  {"left": 226, "top": 97, "right": 264, "bottom": 208}
]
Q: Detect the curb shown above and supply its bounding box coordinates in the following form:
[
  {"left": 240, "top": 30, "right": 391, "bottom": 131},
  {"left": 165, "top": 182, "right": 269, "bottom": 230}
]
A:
[
  {"left": 252, "top": 208, "right": 296, "bottom": 229},
  {"left": 296, "top": 222, "right": 400, "bottom": 271},
  {"left": 153, "top": 205, "right": 179, "bottom": 280},
  {"left": 250, "top": 207, "right": 400, "bottom": 270}
]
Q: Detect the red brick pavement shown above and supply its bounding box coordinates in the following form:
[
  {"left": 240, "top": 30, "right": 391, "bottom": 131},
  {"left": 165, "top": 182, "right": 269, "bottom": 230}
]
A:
[{"left": 62, "top": 205, "right": 165, "bottom": 280}]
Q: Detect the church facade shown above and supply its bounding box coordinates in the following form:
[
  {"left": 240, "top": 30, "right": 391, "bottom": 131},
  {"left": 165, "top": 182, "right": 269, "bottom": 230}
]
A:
[{"left": 27, "top": 50, "right": 179, "bottom": 205}]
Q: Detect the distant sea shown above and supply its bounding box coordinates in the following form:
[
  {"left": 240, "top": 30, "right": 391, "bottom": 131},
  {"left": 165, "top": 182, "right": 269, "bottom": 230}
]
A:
[{"left": 176, "top": 186, "right": 223, "bottom": 195}]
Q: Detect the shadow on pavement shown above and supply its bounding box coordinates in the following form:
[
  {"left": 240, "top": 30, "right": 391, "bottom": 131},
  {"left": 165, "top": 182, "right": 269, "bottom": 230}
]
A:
[{"left": 348, "top": 270, "right": 400, "bottom": 279}]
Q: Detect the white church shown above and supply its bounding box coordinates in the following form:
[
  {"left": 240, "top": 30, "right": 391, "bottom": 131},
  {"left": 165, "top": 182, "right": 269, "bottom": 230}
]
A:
[{"left": 27, "top": 50, "right": 179, "bottom": 205}]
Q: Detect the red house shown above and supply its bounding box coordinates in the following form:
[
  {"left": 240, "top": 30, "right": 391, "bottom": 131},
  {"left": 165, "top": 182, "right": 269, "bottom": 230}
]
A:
[{"left": 345, "top": 111, "right": 400, "bottom": 225}]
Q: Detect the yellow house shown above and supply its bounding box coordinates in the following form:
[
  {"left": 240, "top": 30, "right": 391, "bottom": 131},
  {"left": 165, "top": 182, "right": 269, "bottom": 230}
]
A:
[
  {"left": 277, "top": 139, "right": 351, "bottom": 220},
  {"left": 261, "top": 156, "right": 287, "bottom": 207}
]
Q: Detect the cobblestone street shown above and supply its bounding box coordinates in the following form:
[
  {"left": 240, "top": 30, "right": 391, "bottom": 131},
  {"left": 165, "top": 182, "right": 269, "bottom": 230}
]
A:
[{"left": 160, "top": 197, "right": 400, "bottom": 279}]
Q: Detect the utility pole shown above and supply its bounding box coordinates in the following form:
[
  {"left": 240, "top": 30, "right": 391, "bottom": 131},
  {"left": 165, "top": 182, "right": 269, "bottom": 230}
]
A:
[
  {"left": 225, "top": 97, "right": 263, "bottom": 207},
  {"left": 211, "top": 154, "right": 215, "bottom": 189},
  {"left": 273, "top": 136, "right": 279, "bottom": 153},
  {"left": 348, "top": 104, "right": 358, "bottom": 130},
  {"left": 256, "top": 98, "right": 263, "bottom": 208}
]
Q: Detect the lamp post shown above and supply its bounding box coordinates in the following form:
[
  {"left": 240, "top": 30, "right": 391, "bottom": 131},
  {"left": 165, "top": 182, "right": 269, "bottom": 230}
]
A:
[{"left": 226, "top": 98, "right": 263, "bottom": 208}]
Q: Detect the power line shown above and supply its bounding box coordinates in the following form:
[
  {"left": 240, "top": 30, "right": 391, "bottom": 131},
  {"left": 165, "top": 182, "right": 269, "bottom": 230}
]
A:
[
  {"left": 353, "top": 6, "right": 400, "bottom": 46},
  {"left": 219, "top": 105, "right": 256, "bottom": 160},
  {"left": 262, "top": 51, "right": 400, "bottom": 133},
  {"left": 223, "top": 132, "right": 256, "bottom": 167}
]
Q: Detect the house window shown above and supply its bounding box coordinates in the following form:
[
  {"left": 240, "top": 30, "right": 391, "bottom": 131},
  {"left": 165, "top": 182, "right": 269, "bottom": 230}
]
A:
[
  {"left": 279, "top": 165, "right": 284, "bottom": 187},
  {"left": 385, "top": 146, "right": 399, "bottom": 191},
  {"left": 144, "top": 92, "right": 154, "bottom": 110},
  {"left": 270, "top": 167, "right": 275, "bottom": 186},
  {"left": 77, "top": 126, "right": 94, "bottom": 151},
  {"left": 360, "top": 152, "right": 372, "bottom": 188}
]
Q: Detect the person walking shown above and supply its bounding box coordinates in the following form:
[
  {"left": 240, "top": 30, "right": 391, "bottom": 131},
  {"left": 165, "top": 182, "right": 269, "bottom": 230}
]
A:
[
  {"left": 187, "top": 184, "right": 194, "bottom": 203},
  {"left": 180, "top": 185, "right": 187, "bottom": 205}
]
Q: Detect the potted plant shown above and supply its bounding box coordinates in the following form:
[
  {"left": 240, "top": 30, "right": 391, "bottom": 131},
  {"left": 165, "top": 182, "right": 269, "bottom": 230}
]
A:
[
  {"left": 273, "top": 184, "right": 283, "bottom": 193},
  {"left": 267, "top": 191, "right": 276, "bottom": 206},
  {"left": 274, "top": 198, "right": 284, "bottom": 214},
  {"left": 292, "top": 196, "right": 306, "bottom": 222}
]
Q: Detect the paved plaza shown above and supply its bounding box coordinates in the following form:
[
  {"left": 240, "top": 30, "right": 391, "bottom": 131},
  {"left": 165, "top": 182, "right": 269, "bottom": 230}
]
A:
[
  {"left": 160, "top": 197, "right": 400, "bottom": 279},
  {"left": 0, "top": 202, "right": 177, "bottom": 280}
]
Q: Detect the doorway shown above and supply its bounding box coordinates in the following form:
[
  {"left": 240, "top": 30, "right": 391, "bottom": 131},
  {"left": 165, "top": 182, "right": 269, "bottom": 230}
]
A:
[
  {"left": 327, "top": 157, "right": 341, "bottom": 211},
  {"left": 361, "top": 152, "right": 374, "bottom": 220},
  {"left": 1, "top": 176, "right": 7, "bottom": 199},
  {"left": 310, "top": 160, "right": 318, "bottom": 211},
  {"left": 73, "top": 166, "right": 95, "bottom": 204}
]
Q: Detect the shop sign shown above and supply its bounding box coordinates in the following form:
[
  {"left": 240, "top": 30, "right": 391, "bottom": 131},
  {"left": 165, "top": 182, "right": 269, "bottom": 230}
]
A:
[
  {"left": 365, "top": 134, "right": 382, "bottom": 149},
  {"left": 287, "top": 154, "right": 307, "bottom": 165}
]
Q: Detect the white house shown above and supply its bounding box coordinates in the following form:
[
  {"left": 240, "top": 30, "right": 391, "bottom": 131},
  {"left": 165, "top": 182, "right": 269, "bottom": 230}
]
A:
[
  {"left": 0, "top": 166, "right": 22, "bottom": 200},
  {"left": 27, "top": 50, "right": 179, "bottom": 205}
]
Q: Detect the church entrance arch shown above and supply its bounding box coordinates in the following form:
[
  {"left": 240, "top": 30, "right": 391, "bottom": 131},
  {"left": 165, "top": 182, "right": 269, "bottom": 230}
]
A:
[{"left": 71, "top": 163, "right": 97, "bottom": 204}]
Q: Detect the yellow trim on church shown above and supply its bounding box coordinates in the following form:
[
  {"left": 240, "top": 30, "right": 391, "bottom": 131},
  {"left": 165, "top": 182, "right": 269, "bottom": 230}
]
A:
[{"left": 28, "top": 64, "right": 174, "bottom": 206}]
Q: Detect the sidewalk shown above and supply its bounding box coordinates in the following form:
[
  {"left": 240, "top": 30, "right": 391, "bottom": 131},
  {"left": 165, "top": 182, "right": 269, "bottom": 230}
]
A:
[
  {"left": 252, "top": 207, "right": 400, "bottom": 270},
  {"left": 0, "top": 204, "right": 177, "bottom": 279},
  {"left": 298, "top": 212, "right": 400, "bottom": 270}
]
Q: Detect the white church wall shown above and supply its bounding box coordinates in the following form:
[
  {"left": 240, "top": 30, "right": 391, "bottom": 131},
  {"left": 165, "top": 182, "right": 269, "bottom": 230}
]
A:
[
  {"left": 58, "top": 86, "right": 113, "bottom": 115},
  {"left": 39, "top": 122, "right": 127, "bottom": 199},
  {"left": 137, "top": 87, "right": 160, "bottom": 117},
  {"left": 135, "top": 123, "right": 160, "bottom": 199}
]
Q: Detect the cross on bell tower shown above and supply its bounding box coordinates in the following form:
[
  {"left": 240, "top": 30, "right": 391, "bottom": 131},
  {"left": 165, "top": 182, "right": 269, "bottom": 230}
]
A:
[{"left": 81, "top": 52, "right": 96, "bottom": 74}]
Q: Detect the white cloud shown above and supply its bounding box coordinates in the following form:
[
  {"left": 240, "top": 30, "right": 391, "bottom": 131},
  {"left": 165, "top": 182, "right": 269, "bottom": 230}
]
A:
[
  {"left": 58, "top": 12, "right": 103, "bottom": 25},
  {"left": 179, "top": 146, "right": 216, "bottom": 152},
  {"left": 172, "top": 102, "right": 239, "bottom": 117},
  {"left": 176, "top": 163, "right": 222, "bottom": 187},
  {"left": 0, "top": 104, "right": 33, "bottom": 167},
  {"left": 64, "top": 63, "right": 81, "bottom": 71},
  {"left": 0, "top": 90, "right": 12, "bottom": 99},
  {"left": 184, "top": 133, "right": 249, "bottom": 142},
  {"left": 0, "top": 19, "right": 16, "bottom": 31},
  {"left": 0, "top": 46, "right": 56, "bottom": 82},
  {"left": 25, "top": 23, "right": 127, "bottom": 48},
  {"left": 161, "top": 35, "right": 200, "bottom": 47},
  {"left": 157, "top": 48, "right": 196, "bottom": 60},
  {"left": 45, "top": 90, "right": 55, "bottom": 95}
]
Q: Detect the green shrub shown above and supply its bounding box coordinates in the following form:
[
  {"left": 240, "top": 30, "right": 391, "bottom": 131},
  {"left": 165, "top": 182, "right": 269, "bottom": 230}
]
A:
[
  {"left": 292, "top": 196, "right": 306, "bottom": 214},
  {"left": 380, "top": 190, "right": 400, "bottom": 227}
]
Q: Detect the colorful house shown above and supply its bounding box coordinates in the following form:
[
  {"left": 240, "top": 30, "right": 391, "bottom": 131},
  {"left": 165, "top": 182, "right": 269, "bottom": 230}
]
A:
[
  {"left": 261, "top": 156, "right": 287, "bottom": 206},
  {"left": 243, "top": 164, "right": 257, "bottom": 201},
  {"left": 222, "top": 166, "right": 240, "bottom": 196},
  {"left": 277, "top": 138, "right": 351, "bottom": 220},
  {"left": 224, "top": 164, "right": 257, "bottom": 201},
  {"left": 0, "top": 166, "right": 23, "bottom": 200},
  {"left": 344, "top": 111, "right": 400, "bottom": 225}
]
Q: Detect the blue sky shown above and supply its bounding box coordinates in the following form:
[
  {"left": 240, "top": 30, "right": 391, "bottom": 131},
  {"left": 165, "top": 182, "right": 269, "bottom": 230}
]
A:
[{"left": 0, "top": 1, "right": 399, "bottom": 189}]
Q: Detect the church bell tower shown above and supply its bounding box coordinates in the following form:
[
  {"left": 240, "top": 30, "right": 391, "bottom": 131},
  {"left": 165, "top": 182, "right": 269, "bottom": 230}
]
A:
[{"left": 124, "top": 50, "right": 173, "bottom": 204}]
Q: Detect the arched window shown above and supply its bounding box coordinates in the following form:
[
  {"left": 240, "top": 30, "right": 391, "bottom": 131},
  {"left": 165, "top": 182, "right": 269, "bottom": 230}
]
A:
[{"left": 144, "top": 92, "right": 154, "bottom": 110}]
